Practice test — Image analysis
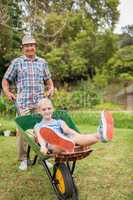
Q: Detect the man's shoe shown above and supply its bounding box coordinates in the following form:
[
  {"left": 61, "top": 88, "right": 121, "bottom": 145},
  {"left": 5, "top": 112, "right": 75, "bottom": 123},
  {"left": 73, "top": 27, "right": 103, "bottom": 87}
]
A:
[
  {"left": 19, "top": 160, "right": 27, "bottom": 171},
  {"left": 98, "top": 111, "right": 114, "bottom": 142}
]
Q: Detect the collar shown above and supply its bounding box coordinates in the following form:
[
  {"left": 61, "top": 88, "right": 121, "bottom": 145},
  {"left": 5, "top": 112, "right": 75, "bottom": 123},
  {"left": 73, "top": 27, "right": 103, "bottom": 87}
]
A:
[
  {"left": 41, "top": 118, "right": 55, "bottom": 125},
  {"left": 22, "top": 55, "right": 38, "bottom": 61}
]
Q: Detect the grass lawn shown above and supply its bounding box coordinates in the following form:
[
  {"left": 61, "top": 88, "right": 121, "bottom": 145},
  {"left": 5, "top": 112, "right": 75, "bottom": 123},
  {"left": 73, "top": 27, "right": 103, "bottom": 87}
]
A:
[{"left": 0, "top": 124, "right": 133, "bottom": 200}]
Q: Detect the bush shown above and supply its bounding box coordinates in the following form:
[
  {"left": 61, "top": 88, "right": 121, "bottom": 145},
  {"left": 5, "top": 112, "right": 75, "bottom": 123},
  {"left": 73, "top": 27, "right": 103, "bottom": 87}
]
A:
[
  {"left": 53, "top": 80, "right": 102, "bottom": 110},
  {"left": 0, "top": 97, "right": 6, "bottom": 114},
  {"left": 0, "top": 96, "right": 15, "bottom": 115},
  {"left": 53, "top": 88, "right": 73, "bottom": 110}
]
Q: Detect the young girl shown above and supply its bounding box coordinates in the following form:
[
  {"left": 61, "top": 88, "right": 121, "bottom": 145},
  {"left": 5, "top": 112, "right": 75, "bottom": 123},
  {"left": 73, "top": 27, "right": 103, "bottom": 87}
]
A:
[{"left": 34, "top": 98, "right": 113, "bottom": 154}]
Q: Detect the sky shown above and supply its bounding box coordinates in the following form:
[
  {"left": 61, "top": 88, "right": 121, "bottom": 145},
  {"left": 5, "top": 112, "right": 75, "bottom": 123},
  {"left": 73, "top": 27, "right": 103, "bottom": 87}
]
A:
[{"left": 114, "top": 0, "right": 133, "bottom": 33}]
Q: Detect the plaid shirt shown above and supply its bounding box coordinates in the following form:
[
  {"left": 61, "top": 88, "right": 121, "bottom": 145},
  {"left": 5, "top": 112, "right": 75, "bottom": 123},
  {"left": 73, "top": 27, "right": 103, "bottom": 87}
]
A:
[{"left": 4, "top": 55, "right": 51, "bottom": 110}]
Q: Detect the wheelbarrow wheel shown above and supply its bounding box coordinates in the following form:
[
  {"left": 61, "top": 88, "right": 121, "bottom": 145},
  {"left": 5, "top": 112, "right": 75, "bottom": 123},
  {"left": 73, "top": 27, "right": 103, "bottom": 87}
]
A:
[
  {"left": 71, "top": 181, "right": 78, "bottom": 200},
  {"left": 53, "top": 163, "right": 78, "bottom": 200}
]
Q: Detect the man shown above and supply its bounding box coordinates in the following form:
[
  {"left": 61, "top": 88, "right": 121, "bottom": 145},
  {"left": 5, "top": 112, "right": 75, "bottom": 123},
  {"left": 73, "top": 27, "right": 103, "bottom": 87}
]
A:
[{"left": 2, "top": 34, "right": 54, "bottom": 170}]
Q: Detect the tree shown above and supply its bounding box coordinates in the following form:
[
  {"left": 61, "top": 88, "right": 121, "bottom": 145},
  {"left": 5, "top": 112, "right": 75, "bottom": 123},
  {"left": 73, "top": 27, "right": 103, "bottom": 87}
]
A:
[
  {"left": 25, "top": 0, "right": 119, "bottom": 83},
  {"left": 0, "top": 0, "right": 22, "bottom": 90},
  {"left": 119, "top": 25, "right": 133, "bottom": 47},
  {"left": 104, "top": 24, "right": 133, "bottom": 84},
  {"left": 105, "top": 45, "right": 133, "bottom": 83},
  {"left": 0, "top": 0, "right": 120, "bottom": 86}
]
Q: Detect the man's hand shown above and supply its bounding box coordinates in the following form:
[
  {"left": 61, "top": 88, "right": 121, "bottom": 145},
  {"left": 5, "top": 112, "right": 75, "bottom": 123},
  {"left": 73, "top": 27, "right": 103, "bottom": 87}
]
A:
[
  {"left": 45, "top": 79, "right": 54, "bottom": 98},
  {"left": 2, "top": 79, "right": 16, "bottom": 101},
  {"left": 46, "top": 87, "right": 54, "bottom": 98},
  {"left": 5, "top": 91, "right": 16, "bottom": 101}
]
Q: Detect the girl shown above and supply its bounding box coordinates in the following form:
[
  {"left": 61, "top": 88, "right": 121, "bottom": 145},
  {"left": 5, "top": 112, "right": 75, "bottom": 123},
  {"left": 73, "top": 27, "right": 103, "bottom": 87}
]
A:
[{"left": 34, "top": 98, "right": 113, "bottom": 154}]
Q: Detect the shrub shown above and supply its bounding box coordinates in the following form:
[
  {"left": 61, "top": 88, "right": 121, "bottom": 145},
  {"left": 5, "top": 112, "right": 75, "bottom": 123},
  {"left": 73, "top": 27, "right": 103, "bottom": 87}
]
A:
[
  {"left": 0, "top": 97, "right": 6, "bottom": 114},
  {"left": 0, "top": 96, "right": 15, "bottom": 115},
  {"left": 53, "top": 80, "right": 102, "bottom": 110}
]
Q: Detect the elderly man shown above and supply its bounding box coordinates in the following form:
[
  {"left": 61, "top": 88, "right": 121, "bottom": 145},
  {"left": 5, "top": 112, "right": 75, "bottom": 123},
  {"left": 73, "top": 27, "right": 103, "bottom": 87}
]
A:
[{"left": 2, "top": 34, "right": 54, "bottom": 170}]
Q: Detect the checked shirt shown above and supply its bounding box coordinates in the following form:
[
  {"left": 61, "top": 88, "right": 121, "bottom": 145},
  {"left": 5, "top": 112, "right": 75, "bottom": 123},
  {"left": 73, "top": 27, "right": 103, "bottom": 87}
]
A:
[{"left": 4, "top": 55, "right": 51, "bottom": 110}]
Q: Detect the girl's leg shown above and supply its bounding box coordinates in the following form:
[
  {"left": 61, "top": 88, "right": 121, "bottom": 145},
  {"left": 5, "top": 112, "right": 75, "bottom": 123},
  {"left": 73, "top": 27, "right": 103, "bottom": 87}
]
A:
[
  {"left": 72, "top": 132, "right": 100, "bottom": 146},
  {"left": 72, "top": 111, "right": 114, "bottom": 145}
]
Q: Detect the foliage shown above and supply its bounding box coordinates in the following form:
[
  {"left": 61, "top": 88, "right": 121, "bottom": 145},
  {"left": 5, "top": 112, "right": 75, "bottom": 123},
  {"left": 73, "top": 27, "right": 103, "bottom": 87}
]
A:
[
  {"left": 92, "top": 31, "right": 118, "bottom": 69},
  {"left": 23, "top": 0, "right": 119, "bottom": 31},
  {"left": 120, "top": 25, "right": 133, "bottom": 47},
  {"left": 0, "top": 1, "right": 22, "bottom": 90},
  {"left": 0, "top": 96, "right": 15, "bottom": 115},
  {"left": 93, "top": 72, "right": 108, "bottom": 88},
  {"left": 0, "top": 97, "right": 6, "bottom": 113},
  {"left": 52, "top": 80, "right": 102, "bottom": 110},
  {"left": 0, "top": 0, "right": 121, "bottom": 88},
  {"left": 20, "top": 0, "right": 119, "bottom": 83},
  {"left": 1, "top": 0, "right": 132, "bottom": 103},
  {"left": 106, "top": 45, "right": 133, "bottom": 82}
]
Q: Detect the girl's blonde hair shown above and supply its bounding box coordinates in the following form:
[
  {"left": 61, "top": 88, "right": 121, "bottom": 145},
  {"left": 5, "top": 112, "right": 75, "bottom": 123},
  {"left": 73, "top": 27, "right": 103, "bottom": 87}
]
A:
[{"left": 37, "top": 98, "right": 53, "bottom": 109}]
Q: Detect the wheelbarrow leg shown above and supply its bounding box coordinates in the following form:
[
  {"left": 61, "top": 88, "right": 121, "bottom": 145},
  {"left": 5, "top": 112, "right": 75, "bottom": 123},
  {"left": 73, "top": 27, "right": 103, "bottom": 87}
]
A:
[
  {"left": 27, "top": 145, "right": 38, "bottom": 166},
  {"left": 41, "top": 159, "right": 64, "bottom": 200},
  {"left": 66, "top": 161, "right": 76, "bottom": 175}
]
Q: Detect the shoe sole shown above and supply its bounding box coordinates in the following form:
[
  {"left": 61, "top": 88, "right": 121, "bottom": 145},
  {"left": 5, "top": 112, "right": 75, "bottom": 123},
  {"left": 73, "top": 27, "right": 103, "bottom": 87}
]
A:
[
  {"left": 101, "top": 111, "right": 113, "bottom": 141},
  {"left": 40, "top": 127, "right": 75, "bottom": 153}
]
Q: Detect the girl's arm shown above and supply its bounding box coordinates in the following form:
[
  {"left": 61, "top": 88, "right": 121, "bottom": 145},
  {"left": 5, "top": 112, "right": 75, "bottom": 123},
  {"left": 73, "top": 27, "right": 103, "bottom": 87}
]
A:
[{"left": 61, "top": 121, "right": 79, "bottom": 136}]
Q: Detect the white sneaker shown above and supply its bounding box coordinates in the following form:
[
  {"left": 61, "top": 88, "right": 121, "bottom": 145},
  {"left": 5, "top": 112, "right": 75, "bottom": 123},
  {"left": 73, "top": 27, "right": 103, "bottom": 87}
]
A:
[
  {"left": 98, "top": 111, "right": 113, "bottom": 142},
  {"left": 19, "top": 160, "right": 27, "bottom": 171},
  {"left": 45, "top": 160, "right": 53, "bottom": 168}
]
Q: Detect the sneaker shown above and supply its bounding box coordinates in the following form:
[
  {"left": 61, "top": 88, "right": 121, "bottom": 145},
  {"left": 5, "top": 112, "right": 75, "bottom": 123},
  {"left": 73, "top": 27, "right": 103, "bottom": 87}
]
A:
[
  {"left": 19, "top": 160, "right": 27, "bottom": 171},
  {"left": 45, "top": 160, "right": 53, "bottom": 168},
  {"left": 98, "top": 111, "right": 113, "bottom": 142},
  {"left": 40, "top": 127, "right": 75, "bottom": 153}
]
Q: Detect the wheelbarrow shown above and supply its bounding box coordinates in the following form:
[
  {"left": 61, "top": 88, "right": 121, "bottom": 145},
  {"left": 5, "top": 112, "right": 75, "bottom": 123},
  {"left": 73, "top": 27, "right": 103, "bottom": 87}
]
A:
[{"left": 15, "top": 110, "right": 93, "bottom": 200}]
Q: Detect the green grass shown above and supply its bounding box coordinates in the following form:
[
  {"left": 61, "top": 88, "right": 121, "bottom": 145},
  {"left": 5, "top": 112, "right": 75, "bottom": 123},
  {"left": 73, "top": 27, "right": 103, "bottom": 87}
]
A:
[{"left": 0, "top": 124, "right": 133, "bottom": 200}]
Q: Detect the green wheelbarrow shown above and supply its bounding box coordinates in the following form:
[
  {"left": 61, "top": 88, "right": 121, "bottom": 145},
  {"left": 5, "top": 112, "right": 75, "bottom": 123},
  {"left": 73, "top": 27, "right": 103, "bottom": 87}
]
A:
[{"left": 15, "top": 110, "right": 92, "bottom": 200}]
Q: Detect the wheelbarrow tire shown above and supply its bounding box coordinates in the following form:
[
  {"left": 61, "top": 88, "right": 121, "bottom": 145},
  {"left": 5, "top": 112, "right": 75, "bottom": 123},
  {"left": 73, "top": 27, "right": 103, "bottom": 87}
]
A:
[
  {"left": 54, "top": 163, "right": 76, "bottom": 199},
  {"left": 71, "top": 181, "right": 79, "bottom": 200}
]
